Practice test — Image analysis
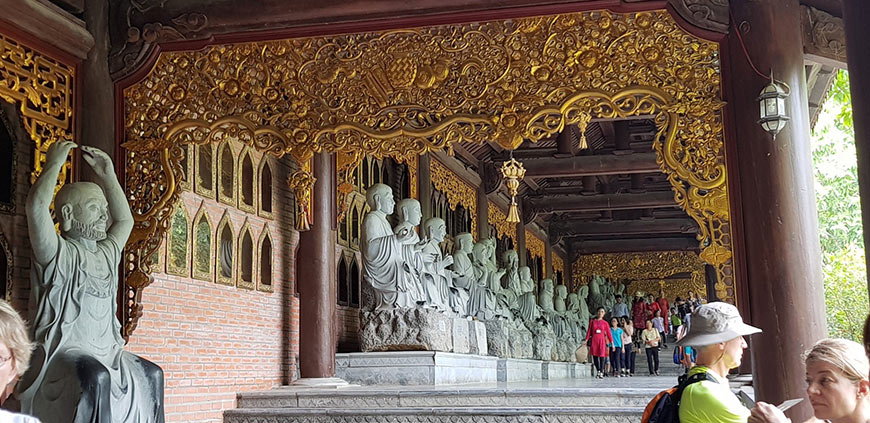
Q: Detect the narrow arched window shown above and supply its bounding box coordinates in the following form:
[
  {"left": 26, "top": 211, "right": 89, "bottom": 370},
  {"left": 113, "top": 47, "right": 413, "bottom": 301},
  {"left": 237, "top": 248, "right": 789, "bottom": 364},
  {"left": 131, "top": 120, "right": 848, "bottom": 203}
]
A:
[
  {"left": 197, "top": 144, "right": 214, "bottom": 194},
  {"left": 219, "top": 143, "right": 235, "bottom": 203},
  {"left": 362, "top": 158, "right": 370, "bottom": 189},
  {"left": 193, "top": 210, "right": 212, "bottom": 281},
  {"left": 260, "top": 160, "right": 273, "bottom": 216},
  {"left": 240, "top": 151, "right": 255, "bottom": 210},
  {"left": 338, "top": 256, "right": 349, "bottom": 305},
  {"left": 239, "top": 226, "right": 254, "bottom": 289},
  {"left": 217, "top": 216, "right": 234, "bottom": 285},
  {"left": 167, "top": 205, "right": 189, "bottom": 276},
  {"left": 350, "top": 260, "right": 360, "bottom": 307},
  {"left": 351, "top": 207, "right": 360, "bottom": 246},
  {"left": 178, "top": 144, "right": 191, "bottom": 188},
  {"left": 259, "top": 232, "right": 273, "bottom": 290},
  {"left": 0, "top": 118, "right": 13, "bottom": 207}
]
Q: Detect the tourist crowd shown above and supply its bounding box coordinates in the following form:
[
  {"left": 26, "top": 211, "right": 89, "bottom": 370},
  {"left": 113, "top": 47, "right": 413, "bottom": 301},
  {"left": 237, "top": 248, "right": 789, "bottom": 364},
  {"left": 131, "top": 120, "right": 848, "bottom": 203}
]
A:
[{"left": 585, "top": 289, "right": 706, "bottom": 378}]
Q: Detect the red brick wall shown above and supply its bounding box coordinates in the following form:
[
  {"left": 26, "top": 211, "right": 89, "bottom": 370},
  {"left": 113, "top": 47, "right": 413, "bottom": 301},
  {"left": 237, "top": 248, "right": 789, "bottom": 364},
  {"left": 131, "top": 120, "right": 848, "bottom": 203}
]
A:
[{"left": 126, "top": 155, "right": 300, "bottom": 423}]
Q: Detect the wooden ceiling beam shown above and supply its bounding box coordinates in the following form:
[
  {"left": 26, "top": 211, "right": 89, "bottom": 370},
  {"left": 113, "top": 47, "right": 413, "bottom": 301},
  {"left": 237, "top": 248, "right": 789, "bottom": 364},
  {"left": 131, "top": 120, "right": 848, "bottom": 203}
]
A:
[
  {"left": 522, "top": 152, "right": 660, "bottom": 178},
  {"left": 553, "top": 218, "right": 699, "bottom": 237},
  {"left": 526, "top": 191, "right": 676, "bottom": 213},
  {"left": 571, "top": 237, "right": 699, "bottom": 256}
]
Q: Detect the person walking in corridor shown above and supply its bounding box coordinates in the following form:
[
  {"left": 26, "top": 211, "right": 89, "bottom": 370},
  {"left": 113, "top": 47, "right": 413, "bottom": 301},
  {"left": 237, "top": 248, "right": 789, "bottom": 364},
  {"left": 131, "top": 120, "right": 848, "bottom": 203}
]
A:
[
  {"left": 585, "top": 307, "right": 614, "bottom": 379},
  {"left": 642, "top": 319, "right": 661, "bottom": 375}
]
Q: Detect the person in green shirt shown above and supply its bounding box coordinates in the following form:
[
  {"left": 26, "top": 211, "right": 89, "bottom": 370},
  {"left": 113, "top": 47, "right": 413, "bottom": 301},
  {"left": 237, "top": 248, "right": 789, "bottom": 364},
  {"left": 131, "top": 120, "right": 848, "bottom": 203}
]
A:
[
  {"left": 670, "top": 307, "right": 682, "bottom": 334},
  {"left": 676, "top": 302, "right": 762, "bottom": 423}
]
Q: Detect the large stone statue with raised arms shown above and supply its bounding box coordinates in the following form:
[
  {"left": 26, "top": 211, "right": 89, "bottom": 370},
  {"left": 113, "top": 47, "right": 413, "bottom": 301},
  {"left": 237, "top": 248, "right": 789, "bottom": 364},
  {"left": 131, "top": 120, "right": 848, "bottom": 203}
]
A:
[{"left": 20, "top": 141, "right": 164, "bottom": 423}]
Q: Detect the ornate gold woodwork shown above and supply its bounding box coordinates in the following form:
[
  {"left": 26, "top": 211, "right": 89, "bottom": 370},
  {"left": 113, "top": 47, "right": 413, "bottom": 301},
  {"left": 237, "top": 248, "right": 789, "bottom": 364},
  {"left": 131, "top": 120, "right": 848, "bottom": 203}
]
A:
[
  {"left": 430, "top": 157, "right": 477, "bottom": 237},
  {"left": 488, "top": 205, "right": 516, "bottom": 245},
  {"left": 288, "top": 158, "right": 315, "bottom": 231},
  {"left": 525, "top": 229, "right": 545, "bottom": 261},
  {"left": 121, "top": 8, "right": 736, "bottom": 335},
  {"left": 627, "top": 277, "right": 706, "bottom": 303},
  {"left": 572, "top": 251, "right": 706, "bottom": 300},
  {"left": 0, "top": 31, "right": 74, "bottom": 190},
  {"left": 553, "top": 254, "right": 565, "bottom": 279}
]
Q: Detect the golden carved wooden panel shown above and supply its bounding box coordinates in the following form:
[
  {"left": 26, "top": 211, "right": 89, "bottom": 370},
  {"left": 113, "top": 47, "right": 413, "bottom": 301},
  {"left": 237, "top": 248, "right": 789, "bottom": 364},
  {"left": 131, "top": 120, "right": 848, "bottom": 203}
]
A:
[
  {"left": 525, "top": 229, "right": 545, "bottom": 261},
  {"left": 430, "top": 157, "right": 477, "bottom": 237},
  {"left": 488, "top": 204, "right": 516, "bottom": 246},
  {"left": 572, "top": 251, "right": 706, "bottom": 300}
]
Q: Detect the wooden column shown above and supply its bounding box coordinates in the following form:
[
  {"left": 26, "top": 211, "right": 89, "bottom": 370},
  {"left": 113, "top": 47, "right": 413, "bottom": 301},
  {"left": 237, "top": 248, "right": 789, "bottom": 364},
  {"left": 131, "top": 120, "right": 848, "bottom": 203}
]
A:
[
  {"left": 477, "top": 177, "right": 489, "bottom": 241},
  {"left": 418, "top": 153, "right": 433, "bottom": 221},
  {"left": 729, "top": 0, "right": 826, "bottom": 419},
  {"left": 296, "top": 152, "right": 337, "bottom": 379},
  {"left": 545, "top": 240, "right": 553, "bottom": 280},
  {"left": 81, "top": 0, "right": 113, "bottom": 182},
  {"left": 843, "top": 0, "right": 870, "bottom": 296}
]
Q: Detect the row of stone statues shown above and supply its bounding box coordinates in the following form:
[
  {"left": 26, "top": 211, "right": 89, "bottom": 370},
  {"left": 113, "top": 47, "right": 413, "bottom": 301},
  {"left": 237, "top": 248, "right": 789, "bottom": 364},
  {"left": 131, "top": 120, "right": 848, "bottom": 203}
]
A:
[{"left": 360, "top": 184, "right": 593, "bottom": 361}]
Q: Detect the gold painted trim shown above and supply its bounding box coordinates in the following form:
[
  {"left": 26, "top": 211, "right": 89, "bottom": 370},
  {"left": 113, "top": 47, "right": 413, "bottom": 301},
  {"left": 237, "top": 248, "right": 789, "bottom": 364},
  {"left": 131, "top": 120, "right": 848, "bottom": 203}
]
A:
[
  {"left": 572, "top": 251, "right": 706, "bottom": 300},
  {"left": 215, "top": 210, "right": 236, "bottom": 286},
  {"left": 525, "top": 229, "right": 545, "bottom": 261},
  {"left": 257, "top": 227, "right": 275, "bottom": 293},
  {"left": 217, "top": 140, "right": 238, "bottom": 207},
  {"left": 489, "top": 205, "right": 517, "bottom": 246},
  {"left": 258, "top": 158, "right": 274, "bottom": 219},
  {"left": 430, "top": 158, "right": 477, "bottom": 238},
  {"left": 237, "top": 219, "right": 256, "bottom": 290},
  {"left": 238, "top": 148, "right": 257, "bottom": 214},
  {"left": 194, "top": 143, "right": 216, "bottom": 199},
  {"left": 191, "top": 204, "right": 214, "bottom": 282},
  {"left": 165, "top": 202, "right": 191, "bottom": 277}
]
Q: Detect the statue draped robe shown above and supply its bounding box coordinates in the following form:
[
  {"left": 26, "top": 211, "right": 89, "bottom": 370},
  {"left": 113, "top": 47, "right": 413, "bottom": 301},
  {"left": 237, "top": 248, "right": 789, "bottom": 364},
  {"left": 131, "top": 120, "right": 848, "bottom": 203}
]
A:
[
  {"left": 451, "top": 252, "right": 484, "bottom": 318},
  {"left": 362, "top": 210, "right": 422, "bottom": 309},
  {"left": 21, "top": 234, "right": 164, "bottom": 423},
  {"left": 515, "top": 274, "right": 541, "bottom": 323},
  {"left": 420, "top": 242, "right": 450, "bottom": 310}
]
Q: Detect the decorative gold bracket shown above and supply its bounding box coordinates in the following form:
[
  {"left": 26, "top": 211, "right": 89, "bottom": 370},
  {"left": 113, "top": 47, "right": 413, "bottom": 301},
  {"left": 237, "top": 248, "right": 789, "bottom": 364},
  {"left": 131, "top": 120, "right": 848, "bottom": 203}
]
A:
[{"left": 288, "top": 159, "right": 316, "bottom": 231}]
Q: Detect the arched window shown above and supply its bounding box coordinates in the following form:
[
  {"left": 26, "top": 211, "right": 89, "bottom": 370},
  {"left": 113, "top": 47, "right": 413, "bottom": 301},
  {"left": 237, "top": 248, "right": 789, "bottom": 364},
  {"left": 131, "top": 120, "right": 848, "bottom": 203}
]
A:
[
  {"left": 351, "top": 206, "right": 360, "bottom": 247},
  {"left": 178, "top": 144, "right": 192, "bottom": 189},
  {"left": 192, "top": 207, "right": 212, "bottom": 281},
  {"left": 259, "top": 160, "right": 273, "bottom": 217},
  {"left": 259, "top": 230, "right": 273, "bottom": 291},
  {"left": 218, "top": 142, "right": 235, "bottom": 204},
  {"left": 362, "top": 157, "right": 370, "bottom": 189},
  {"left": 0, "top": 232, "right": 11, "bottom": 301},
  {"left": 239, "top": 223, "right": 254, "bottom": 289},
  {"left": 0, "top": 117, "right": 13, "bottom": 208},
  {"left": 373, "top": 161, "right": 381, "bottom": 184},
  {"left": 337, "top": 256, "right": 349, "bottom": 305},
  {"left": 350, "top": 259, "right": 360, "bottom": 307},
  {"left": 167, "top": 204, "right": 189, "bottom": 276},
  {"left": 240, "top": 150, "right": 255, "bottom": 211},
  {"left": 196, "top": 144, "right": 214, "bottom": 197},
  {"left": 217, "top": 213, "right": 235, "bottom": 285},
  {"left": 338, "top": 213, "right": 348, "bottom": 245}
]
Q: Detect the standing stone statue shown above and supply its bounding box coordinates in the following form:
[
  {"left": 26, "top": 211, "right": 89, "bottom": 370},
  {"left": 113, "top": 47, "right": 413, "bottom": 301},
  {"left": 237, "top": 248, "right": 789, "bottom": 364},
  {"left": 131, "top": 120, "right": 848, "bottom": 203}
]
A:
[
  {"left": 361, "top": 184, "right": 421, "bottom": 310},
  {"left": 20, "top": 141, "right": 164, "bottom": 423},
  {"left": 450, "top": 233, "right": 484, "bottom": 318},
  {"left": 419, "top": 217, "right": 451, "bottom": 311}
]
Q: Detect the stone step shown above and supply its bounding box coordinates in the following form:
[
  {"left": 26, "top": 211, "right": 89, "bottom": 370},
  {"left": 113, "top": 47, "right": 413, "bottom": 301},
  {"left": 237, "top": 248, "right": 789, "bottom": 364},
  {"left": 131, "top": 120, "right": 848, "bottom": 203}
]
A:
[
  {"left": 236, "top": 387, "right": 660, "bottom": 409},
  {"left": 224, "top": 406, "right": 644, "bottom": 423}
]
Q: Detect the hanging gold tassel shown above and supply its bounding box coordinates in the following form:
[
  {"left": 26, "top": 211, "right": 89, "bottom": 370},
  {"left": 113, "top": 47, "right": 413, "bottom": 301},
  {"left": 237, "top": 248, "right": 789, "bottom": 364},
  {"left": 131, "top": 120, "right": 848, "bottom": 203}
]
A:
[
  {"left": 288, "top": 160, "right": 317, "bottom": 231},
  {"left": 500, "top": 157, "right": 526, "bottom": 223},
  {"left": 578, "top": 112, "right": 591, "bottom": 150}
]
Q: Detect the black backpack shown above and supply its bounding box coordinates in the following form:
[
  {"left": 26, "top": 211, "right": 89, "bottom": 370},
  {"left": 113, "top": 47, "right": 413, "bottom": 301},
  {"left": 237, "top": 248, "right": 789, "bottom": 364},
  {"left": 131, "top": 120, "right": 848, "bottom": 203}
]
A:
[{"left": 641, "top": 372, "right": 718, "bottom": 423}]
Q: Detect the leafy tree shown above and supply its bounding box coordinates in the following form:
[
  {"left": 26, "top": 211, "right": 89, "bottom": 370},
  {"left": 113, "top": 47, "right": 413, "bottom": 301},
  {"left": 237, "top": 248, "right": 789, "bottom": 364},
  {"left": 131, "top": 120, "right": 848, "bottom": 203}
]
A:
[{"left": 812, "top": 70, "right": 869, "bottom": 341}]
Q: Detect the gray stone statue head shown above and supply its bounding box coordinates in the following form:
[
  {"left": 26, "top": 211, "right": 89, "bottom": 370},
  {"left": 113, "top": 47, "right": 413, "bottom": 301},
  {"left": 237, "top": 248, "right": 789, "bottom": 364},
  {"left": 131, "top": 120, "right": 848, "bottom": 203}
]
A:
[
  {"left": 454, "top": 232, "right": 473, "bottom": 253},
  {"left": 519, "top": 266, "right": 531, "bottom": 280},
  {"left": 578, "top": 285, "right": 589, "bottom": 299},
  {"left": 424, "top": 217, "right": 447, "bottom": 243},
  {"left": 502, "top": 250, "right": 518, "bottom": 270},
  {"left": 365, "top": 183, "right": 395, "bottom": 214},
  {"left": 472, "top": 242, "right": 488, "bottom": 264},
  {"left": 395, "top": 198, "right": 422, "bottom": 226},
  {"left": 541, "top": 279, "right": 554, "bottom": 294},
  {"left": 56, "top": 182, "right": 109, "bottom": 241},
  {"left": 567, "top": 293, "right": 580, "bottom": 311},
  {"left": 556, "top": 284, "right": 567, "bottom": 299}
]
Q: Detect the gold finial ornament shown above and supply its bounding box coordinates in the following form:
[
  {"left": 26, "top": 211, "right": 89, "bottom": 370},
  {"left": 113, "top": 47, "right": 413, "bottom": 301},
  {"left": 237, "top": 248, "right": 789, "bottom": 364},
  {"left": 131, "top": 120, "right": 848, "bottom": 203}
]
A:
[
  {"left": 500, "top": 157, "right": 526, "bottom": 223},
  {"left": 288, "top": 161, "right": 317, "bottom": 231}
]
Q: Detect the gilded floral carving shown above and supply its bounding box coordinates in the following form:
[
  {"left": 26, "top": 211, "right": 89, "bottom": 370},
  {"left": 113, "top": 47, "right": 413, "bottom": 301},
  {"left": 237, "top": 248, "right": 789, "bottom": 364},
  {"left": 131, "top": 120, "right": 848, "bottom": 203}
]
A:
[
  {"left": 430, "top": 158, "right": 477, "bottom": 237},
  {"left": 572, "top": 251, "right": 706, "bottom": 300},
  {"left": 525, "top": 229, "right": 545, "bottom": 261}
]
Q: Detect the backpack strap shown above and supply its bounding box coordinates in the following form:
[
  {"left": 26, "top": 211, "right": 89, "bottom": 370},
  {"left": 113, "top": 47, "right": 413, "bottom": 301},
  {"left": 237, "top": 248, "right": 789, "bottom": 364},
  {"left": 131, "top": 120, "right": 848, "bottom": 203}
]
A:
[{"left": 672, "top": 371, "right": 717, "bottom": 407}]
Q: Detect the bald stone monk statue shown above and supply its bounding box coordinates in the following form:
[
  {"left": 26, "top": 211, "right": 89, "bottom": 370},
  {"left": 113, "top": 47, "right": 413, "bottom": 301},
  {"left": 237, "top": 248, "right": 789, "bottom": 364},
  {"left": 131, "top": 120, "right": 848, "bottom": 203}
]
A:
[
  {"left": 450, "top": 233, "right": 484, "bottom": 318},
  {"left": 419, "top": 217, "right": 451, "bottom": 311},
  {"left": 20, "top": 141, "right": 164, "bottom": 423},
  {"left": 361, "top": 184, "right": 420, "bottom": 310}
]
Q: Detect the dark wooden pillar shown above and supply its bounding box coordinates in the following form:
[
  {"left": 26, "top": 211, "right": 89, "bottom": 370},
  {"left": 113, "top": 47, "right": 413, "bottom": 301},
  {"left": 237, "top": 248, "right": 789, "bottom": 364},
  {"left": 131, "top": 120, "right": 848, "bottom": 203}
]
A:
[
  {"left": 728, "top": 0, "right": 826, "bottom": 419},
  {"left": 418, "top": 154, "right": 433, "bottom": 221},
  {"left": 843, "top": 0, "right": 870, "bottom": 297},
  {"left": 296, "top": 152, "right": 337, "bottom": 379}
]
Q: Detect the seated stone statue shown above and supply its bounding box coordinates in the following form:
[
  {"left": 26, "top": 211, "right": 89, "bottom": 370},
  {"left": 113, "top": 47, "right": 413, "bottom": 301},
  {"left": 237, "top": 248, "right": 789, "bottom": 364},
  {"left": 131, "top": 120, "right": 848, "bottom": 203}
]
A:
[
  {"left": 577, "top": 285, "right": 592, "bottom": 331},
  {"left": 392, "top": 198, "right": 428, "bottom": 307},
  {"left": 566, "top": 292, "right": 585, "bottom": 341},
  {"left": 500, "top": 250, "right": 521, "bottom": 310},
  {"left": 514, "top": 266, "right": 540, "bottom": 323},
  {"left": 450, "top": 233, "right": 484, "bottom": 318},
  {"left": 19, "top": 141, "right": 164, "bottom": 423},
  {"left": 419, "top": 217, "right": 451, "bottom": 311},
  {"left": 552, "top": 284, "right": 570, "bottom": 338},
  {"left": 471, "top": 241, "right": 509, "bottom": 320},
  {"left": 538, "top": 279, "right": 557, "bottom": 318},
  {"left": 361, "top": 184, "right": 421, "bottom": 310}
]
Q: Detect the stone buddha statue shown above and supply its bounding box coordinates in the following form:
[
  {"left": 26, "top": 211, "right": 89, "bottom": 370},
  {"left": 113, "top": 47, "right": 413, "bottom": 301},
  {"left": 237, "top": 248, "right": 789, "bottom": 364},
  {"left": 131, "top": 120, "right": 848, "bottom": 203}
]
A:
[
  {"left": 450, "top": 233, "right": 485, "bottom": 318},
  {"left": 393, "top": 198, "right": 428, "bottom": 307},
  {"left": 471, "top": 241, "right": 509, "bottom": 319},
  {"left": 419, "top": 217, "right": 451, "bottom": 311},
  {"left": 514, "top": 266, "right": 540, "bottom": 323},
  {"left": 500, "top": 250, "right": 521, "bottom": 309},
  {"left": 577, "top": 285, "right": 592, "bottom": 331},
  {"left": 552, "top": 284, "right": 569, "bottom": 338},
  {"left": 361, "top": 184, "right": 421, "bottom": 310},
  {"left": 20, "top": 141, "right": 164, "bottom": 423},
  {"left": 538, "top": 278, "right": 557, "bottom": 317},
  {"left": 566, "top": 292, "right": 585, "bottom": 341}
]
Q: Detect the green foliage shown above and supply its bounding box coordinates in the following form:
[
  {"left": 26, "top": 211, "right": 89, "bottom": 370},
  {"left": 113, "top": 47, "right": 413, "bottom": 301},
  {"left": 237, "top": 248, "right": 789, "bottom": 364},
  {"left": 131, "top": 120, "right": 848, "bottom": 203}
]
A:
[{"left": 812, "top": 70, "right": 869, "bottom": 341}]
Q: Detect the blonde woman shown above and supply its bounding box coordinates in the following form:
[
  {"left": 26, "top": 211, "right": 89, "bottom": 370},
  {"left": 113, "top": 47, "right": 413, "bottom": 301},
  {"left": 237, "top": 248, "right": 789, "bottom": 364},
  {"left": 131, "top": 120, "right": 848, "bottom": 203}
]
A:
[
  {"left": 750, "top": 338, "right": 870, "bottom": 423},
  {"left": 0, "top": 299, "right": 39, "bottom": 422}
]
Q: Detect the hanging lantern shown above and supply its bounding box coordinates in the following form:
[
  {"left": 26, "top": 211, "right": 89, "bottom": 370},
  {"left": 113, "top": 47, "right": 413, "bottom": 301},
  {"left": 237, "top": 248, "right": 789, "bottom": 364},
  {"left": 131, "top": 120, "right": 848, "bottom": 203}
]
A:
[
  {"left": 757, "top": 73, "right": 790, "bottom": 139},
  {"left": 500, "top": 157, "right": 526, "bottom": 223}
]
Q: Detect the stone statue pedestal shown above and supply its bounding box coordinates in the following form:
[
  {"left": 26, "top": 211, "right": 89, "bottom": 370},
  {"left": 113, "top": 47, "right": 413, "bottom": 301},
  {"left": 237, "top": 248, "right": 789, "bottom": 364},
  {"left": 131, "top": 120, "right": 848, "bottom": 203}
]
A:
[
  {"left": 336, "top": 351, "right": 498, "bottom": 385},
  {"left": 481, "top": 319, "right": 533, "bottom": 359},
  {"left": 359, "top": 308, "right": 487, "bottom": 354}
]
